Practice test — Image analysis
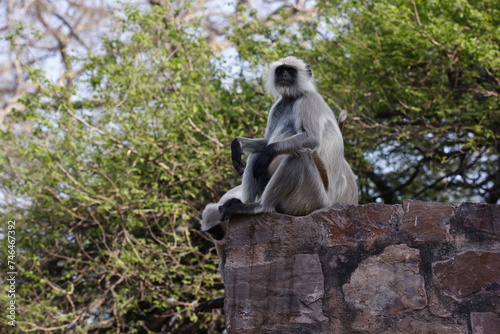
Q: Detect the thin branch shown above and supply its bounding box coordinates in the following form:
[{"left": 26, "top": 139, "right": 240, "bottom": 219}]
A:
[
  {"left": 64, "top": 106, "right": 174, "bottom": 175},
  {"left": 188, "top": 117, "right": 225, "bottom": 148},
  {"left": 411, "top": 0, "right": 422, "bottom": 27}
]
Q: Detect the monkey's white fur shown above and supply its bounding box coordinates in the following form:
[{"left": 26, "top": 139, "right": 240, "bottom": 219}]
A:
[
  {"left": 265, "top": 56, "right": 316, "bottom": 97},
  {"left": 199, "top": 186, "right": 242, "bottom": 280},
  {"left": 225, "top": 56, "right": 358, "bottom": 217}
]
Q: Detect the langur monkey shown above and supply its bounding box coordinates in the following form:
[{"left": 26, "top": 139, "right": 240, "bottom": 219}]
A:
[
  {"left": 199, "top": 108, "right": 349, "bottom": 280},
  {"left": 195, "top": 186, "right": 242, "bottom": 313},
  {"left": 199, "top": 185, "right": 242, "bottom": 280},
  {"left": 222, "top": 56, "right": 358, "bottom": 218}
]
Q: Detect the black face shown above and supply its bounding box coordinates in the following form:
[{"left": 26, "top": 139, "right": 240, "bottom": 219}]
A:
[
  {"left": 275, "top": 65, "right": 297, "bottom": 87},
  {"left": 207, "top": 225, "right": 225, "bottom": 241}
]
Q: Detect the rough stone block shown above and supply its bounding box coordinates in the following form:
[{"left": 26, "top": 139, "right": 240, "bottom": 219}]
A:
[
  {"left": 460, "top": 202, "right": 500, "bottom": 236},
  {"left": 471, "top": 312, "right": 500, "bottom": 334},
  {"left": 391, "top": 318, "right": 467, "bottom": 334},
  {"left": 222, "top": 202, "right": 500, "bottom": 333},
  {"left": 312, "top": 203, "right": 402, "bottom": 250},
  {"left": 432, "top": 251, "right": 500, "bottom": 300},
  {"left": 225, "top": 254, "right": 327, "bottom": 332},
  {"left": 224, "top": 213, "right": 324, "bottom": 271},
  {"left": 342, "top": 244, "right": 427, "bottom": 316},
  {"left": 401, "top": 199, "right": 455, "bottom": 242}
]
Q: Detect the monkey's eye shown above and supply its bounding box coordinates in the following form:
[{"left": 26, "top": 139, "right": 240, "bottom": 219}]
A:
[{"left": 198, "top": 213, "right": 203, "bottom": 220}]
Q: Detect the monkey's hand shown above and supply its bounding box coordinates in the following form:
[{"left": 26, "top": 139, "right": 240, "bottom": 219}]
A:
[
  {"left": 252, "top": 144, "right": 275, "bottom": 178},
  {"left": 231, "top": 138, "right": 245, "bottom": 175},
  {"left": 219, "top": 198, "right": 243, "bottom": 220}
]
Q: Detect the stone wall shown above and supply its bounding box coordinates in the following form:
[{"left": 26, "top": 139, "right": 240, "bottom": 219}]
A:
[{"left": 223, "top": 200, "right": 500, "bottom": 334}]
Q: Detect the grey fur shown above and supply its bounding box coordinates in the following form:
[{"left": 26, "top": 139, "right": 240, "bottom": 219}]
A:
[
  {"left": 225, "top": 56, "right": 358, "bottom": 217},
  {"left": 199, "top": 185, "right": 242, "bottom": 280}
]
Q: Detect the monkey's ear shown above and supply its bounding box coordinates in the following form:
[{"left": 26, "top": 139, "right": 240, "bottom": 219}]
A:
[{"left": 306, "top": 63, "right": 312, "bottom": 77}]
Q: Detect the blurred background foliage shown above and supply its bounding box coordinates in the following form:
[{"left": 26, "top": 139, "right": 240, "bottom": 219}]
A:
[{"left": 0, "top": 0, "right": 498, "bottom": 332}]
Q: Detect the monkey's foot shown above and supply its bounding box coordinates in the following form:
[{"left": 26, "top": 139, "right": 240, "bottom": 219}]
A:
[{"left": 194, "top": 297, "right": 225, "bottom": 313}]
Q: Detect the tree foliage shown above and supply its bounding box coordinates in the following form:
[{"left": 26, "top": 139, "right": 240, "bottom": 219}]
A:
[
  {"left": 316, "top": 0, "right": 500, "bottom": 203},
  {"left": 232, "top": 0, "right": 499, "bottom": 204},
  {"left": 0, "top": 0, "right": 498, "bottom": 333},
  {"left": 1, "top": 5, "right": 265, "bottom": 333}
]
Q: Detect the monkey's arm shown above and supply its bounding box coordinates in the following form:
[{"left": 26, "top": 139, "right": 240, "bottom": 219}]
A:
[
  {"left": 235, "top": 137, "right": 268, "bottom": 153},
  {"left": 252, "top": 132, "right": 319, "bottom": 178},
  {"left": 231, "top": 137, "right": 267, "bottom": 174},
  {"left": 268, "top": 132, "right": 319, "bottom": 154},
  {"left": 253, "top": 95, "right": 329, "bottom": 178}
]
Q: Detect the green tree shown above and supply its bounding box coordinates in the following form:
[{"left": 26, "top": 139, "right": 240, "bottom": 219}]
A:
[
  {"left": 317, "top": 0, "right": 500, "bottom": 203},
  {"left": 0, "top": 5, "right": 267, "bottom": 333},
  {"left": 1, "top": 0, "right": 498, "bottom": 333},
  {"left": 232, "top": 0, "right": 499, "bottom": 204}
]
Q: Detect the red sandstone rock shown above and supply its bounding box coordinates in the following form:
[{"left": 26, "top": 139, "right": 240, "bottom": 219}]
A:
[
  {"left": 312, "top": 203, "right": 402, "bottom": 250},
  {"left": 391, "top": 318, "right": 467, "bottom": 333},
  {"left": 224, "top": 213, "right": 327, "bottom": 332},
  {"left": 222, "top": 202, "right": 500, "bottom": 333},
  {"left": 432, "top": 251, "right": 500, "bottom": 300},
  {"left": 401, "top": 199, "right": 455, "bottom": 242},
  {"left": 342, "top": 244, "right": 427, "bottom": 316},
  {"left": 225, "top": 254, "right": 327, "bottom": 331},
  {"left": 471, "top": 312, "right": 500, "bottom": 334},
  {"left": 460, "top": 202, "right": 500, "bottom": 236}
]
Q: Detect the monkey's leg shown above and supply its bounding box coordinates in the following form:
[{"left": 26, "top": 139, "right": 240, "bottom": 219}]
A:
[
  {"left": 259, "top": 154, "right": 330, "bottom": 215},
  {"left": 241, "top": 154, "right": 260, "bottom": 203},
  {"left": 241, "top": 153, "right": 270, "bottom": 203},
  {"left": 222, "top": 155, "right": 303, "bottom": 215},
  {"left": 222, "top": 153, "right": 329, "bottom": 216}
]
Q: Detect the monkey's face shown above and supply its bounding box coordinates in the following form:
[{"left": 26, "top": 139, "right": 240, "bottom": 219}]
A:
[
  {"left": 200, "top": 204, "right": 229, "bottom": 241},
  {"left": 274, "top": 65, "right": 297, "bottom": 88},
  {"left": 266, "top": 57, "right": 315, "bottom": 97},
  {"left": 205, "top": 223, "right": 227, "bottom": 241}
]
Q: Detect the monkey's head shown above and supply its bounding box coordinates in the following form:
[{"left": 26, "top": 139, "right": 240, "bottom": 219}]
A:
[
  {"left": 266, "top": 56, "right": 316, "bottom": 98},
  {"left": 200, "top": 203, "right": 228, "bottom": 241}
]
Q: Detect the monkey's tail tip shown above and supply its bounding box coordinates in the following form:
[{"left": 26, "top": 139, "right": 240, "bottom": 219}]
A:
[{"left": 338, "top": 109, "right": 348, "bottom": 123}]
